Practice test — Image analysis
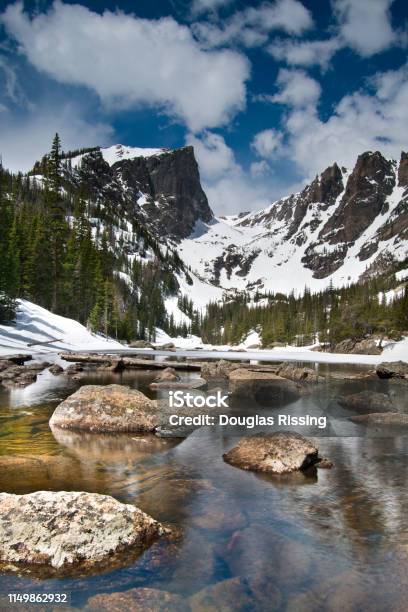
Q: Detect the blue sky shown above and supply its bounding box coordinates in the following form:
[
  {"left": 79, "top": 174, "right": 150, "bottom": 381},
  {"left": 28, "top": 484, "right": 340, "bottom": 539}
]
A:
[{"left": 0, "top": 0, "right": 407, "bottom": 214}]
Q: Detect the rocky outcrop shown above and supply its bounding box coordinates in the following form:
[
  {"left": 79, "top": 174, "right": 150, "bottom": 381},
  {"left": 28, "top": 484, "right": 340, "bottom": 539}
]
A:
[
  {"left": 376, "top": 361, "right": 408, "bottom": 379},
  {"left": 86, "top": 588, "right": 190, "bottom": 612},
  {"left": 223, "top": 432, "right": 327, "bottom": 474},
  {"left": 0, "top": 491, "right": 166, "bottom": 571},
  {"left": 49, "top": 384, "right": 158, "bottom": 433},
  {"left": 338, "top": 391, "right": 394, "bottom": 411},
  {"left": 71, "top": 146, "right": 212, "bottom": 242},
  {"left": 333, "top": 338, "right": 381, "bottom": 355}
]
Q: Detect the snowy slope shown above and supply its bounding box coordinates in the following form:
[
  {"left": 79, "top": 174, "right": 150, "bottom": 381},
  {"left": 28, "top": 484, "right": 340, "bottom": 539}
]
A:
[
  {"left": 0, "top": 300, "right": 124, "bottom": 356},
  {"left": 178, "top": 153, "right": 408, "bottom": 297},
  {"left": 100, "top": 144, "right": 169, "bottom": 165}
]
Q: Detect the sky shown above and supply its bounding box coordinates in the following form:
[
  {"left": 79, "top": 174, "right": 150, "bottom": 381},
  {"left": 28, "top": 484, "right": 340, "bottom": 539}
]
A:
[{"left": 0, "top": 0, "right": 407, "bottom": 215}]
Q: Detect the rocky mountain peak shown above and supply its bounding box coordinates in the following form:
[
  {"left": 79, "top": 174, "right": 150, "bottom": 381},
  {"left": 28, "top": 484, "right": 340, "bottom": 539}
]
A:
[{"left": 398, "top": 151, "right": 408, "bottom": 187}]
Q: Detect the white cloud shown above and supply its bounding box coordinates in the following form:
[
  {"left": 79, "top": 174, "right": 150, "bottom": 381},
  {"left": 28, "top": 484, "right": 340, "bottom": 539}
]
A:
[
  {"left": 186, "top": 131, "right": 271, "bottom": 214},
  {"left": 192, "top": 0, "right": 313, "bottom": 48},
  {"left": 267, "top": 37, "right": 341, "bottom": 70},
  {"left": 251, "top": 128, "right": 282, "bottom": 158},
  {"left": 271, "top": 68, "right": 321, "bottom": 108},
  {"left": 333, "top": 0, "right": 396, "bottom": 56},
  {"left": 0, "top": 54, "right": 29, "bottom": 107},
  {"left": 191, "top": 0, "right": 234, "bottom": 16},
  {"left": 278, "top": 63, "right": 408, "bottom": 177},
  {"left": 186, "top": 131, "right": 239, "bottom": 180},
  {"left": 1, "top": 1, "right": 249, "bottom": 133},
  {"left": 0, "top": 102, "right": 113, "bottom": 172},
  {"left": 250, "top": 160, "right": 270, "bottom": 177}
]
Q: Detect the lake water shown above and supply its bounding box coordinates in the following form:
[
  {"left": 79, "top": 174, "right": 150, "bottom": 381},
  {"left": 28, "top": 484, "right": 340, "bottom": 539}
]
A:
[{"left": 0, "top": 363, "right": 408, "bottom": 610}]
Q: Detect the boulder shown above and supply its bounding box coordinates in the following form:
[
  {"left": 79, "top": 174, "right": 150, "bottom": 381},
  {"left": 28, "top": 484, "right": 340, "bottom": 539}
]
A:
[
  {"left": 350, "top": 413, "right": 408, "bottom": 425},
  {"left": 86, "top": 588, "right": 189, "bottom": 612},
  {"left": 223, "top": 432, "right": 326, "bottom": 474},
  {"left": 154, "top": 367, "right": 180, "bottom": 382},
  {"left": 49, "top": 384, "right": 158, "bottom": 433},
  {"left": 49, "top": 364, "right": 64, "bottom": 375},
  {"left": 128, "top": 340, "right": 155, "bottom": 349},
  {"left": 201, "top": 359, "right": 240, "bottom": 380},
  {"left": 158, "top": 343, "right": 176, "bottom": 351},
  {"left": 276, "top": 363, "right": 319, "bottom": 383},
  {"left": 376, "top": 361, "right": 408, "bottom": 379},
  {"left": 190, "top": 575, "right": 281, "bottom": 612},
  {"left": 338, "top": 391, "right": 394, "bottom": 411},
  {"left": 0, "top": 491, "right": 166, "bottom": 571},
  {"left": 228, "top": 368, "right": 301, "bottom": 403},
  {"left": 333, "top": 338, "right": 381, "bottom": 355},
  {"left": 65, "top": 363, "right": 85, "bottom": 375}
]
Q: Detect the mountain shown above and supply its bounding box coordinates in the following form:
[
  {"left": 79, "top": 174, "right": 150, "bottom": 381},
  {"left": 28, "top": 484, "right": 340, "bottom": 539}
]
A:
[
  {"left": 177, "top": 150, "right": 408, "bottom": 296},
  {"left": 30, "top": 144, "right": 408, "bottom": 302},
  {"left": 2, "top": 139, "right": 407, "bottom": 343}
]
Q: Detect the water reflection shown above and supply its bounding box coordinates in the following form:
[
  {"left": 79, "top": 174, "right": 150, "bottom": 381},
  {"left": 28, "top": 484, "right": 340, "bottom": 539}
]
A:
[{"left": 0, "top": 365, "right": 407, "bottom": 610}]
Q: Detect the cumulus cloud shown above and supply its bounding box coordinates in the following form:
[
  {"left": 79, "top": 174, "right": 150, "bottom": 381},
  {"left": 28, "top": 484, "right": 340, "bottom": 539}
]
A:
[
  {"left": 186, "top": 131, "right": 271, "bottom": 214},
  {"left": 270, "top": 68, "right": 321, "bottom": 108},
  {"left": 192, "top": 0, "right": 313, "bottom": 48},
  {"left": 251, "top": 128, "right": 283, "bottom": 158},
  {"left": 278, "top": 63, "right": 408, "bottom": 177},
  {"left": 0, "top": 102, "right": 113, "bottom": 172},
  {"left": 267, "top": 0, "right": 399, "bottom": 70},
  {"left": 250, "top": 159, "right": 270, "bottom": 177},
  {"left": 186, "top": 131, "right": 240, "bottom": 180},
  {"left": 333, "top": 0, "right": 396, "bottom": 56},
  {"left": 1, "top": 1, "right": 249, "bottom": 133},
  {"left": 267, "top": 37, "right": 341, "bottom": 70}
]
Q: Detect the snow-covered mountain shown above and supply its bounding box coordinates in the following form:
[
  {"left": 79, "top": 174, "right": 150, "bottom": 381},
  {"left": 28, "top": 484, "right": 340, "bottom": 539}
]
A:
[
  {"left": 179, "top": 151, "right": 408, "bottom": 296},
  {"left": 44, "top": 144, "right": 408, "bottom": 305}
]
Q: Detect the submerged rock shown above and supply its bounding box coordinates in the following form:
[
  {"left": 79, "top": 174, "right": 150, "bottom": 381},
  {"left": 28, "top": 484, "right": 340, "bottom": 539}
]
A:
[
  {"left": 0, "top": 491, "right": 166, "bottom": 571},
  {"left": 86, "top": 588, "right": 189, "bottom": 611},
  {"left": 350, "top": 413, "right": 408, "bottom": 425},
  {"left": 0, "top": 455, "right": 78, "bottom": 491},
  {"left": 150, "top": 377, "right": 207, "bottom": 390},
  {"left": 223, "top": 432, "right": 327, "bottom": 474},
  {"left": 0, "top": 361, "right": 50, "bottom": 388},
  {"left": 190, "top": 575, "right": 281, "bottom": 612},
  {"left": 376, "top": 361, "right": 408, "bottom": 380},
  {"left": 338, "top": 391, "right": 394, "bottom": 412},
  {"left": 49, "top": 384, "right": 158, "bottom": 433}
]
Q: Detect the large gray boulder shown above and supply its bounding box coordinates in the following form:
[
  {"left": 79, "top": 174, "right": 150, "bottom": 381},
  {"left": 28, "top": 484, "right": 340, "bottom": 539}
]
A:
[
  {"left": 0, "top": 491, "right": 166, "bottom": 571},
  {"left": 49, "top": 384, "right": 158, "bottom": 433},
  {"left": 223, "top": 432, "right": 327, "bottom": 474}
]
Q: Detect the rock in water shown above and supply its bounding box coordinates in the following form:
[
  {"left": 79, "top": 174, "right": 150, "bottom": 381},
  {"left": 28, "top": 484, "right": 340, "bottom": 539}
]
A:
[
  {"left": 49, "top": 384, "right": 158, "bottom": 433},
  {"left": 376, "top": 361, "right": 408, "bottom": 379},
  {"left": 350, "top": 413, "right": 408, "bottom": 425},
  {"left": 223, "top": 432, "right": 324, "bottom": 474},
  {"left": 154, "top": 367, "right": 180, "bottom": 382},
  {"left": 338, "top": 391, "right": 394, "bottom": 411},
  {"left": 86, "top": 587, "right": 190, "bottom": 611},
  {"left": 0, "top": 491, "right": 165, "bottom": 571}
]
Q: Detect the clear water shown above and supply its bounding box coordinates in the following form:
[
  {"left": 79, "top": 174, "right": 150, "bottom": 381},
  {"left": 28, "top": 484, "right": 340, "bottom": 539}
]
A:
[{"left": 0, "top": 364, "right": 408, "bottom": 610}]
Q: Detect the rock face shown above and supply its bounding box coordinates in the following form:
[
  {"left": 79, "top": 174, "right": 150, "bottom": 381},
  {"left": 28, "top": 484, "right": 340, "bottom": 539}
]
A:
[
  {"left": 0, "top": 491, "right": 165, "bottom": 571},
  {"left": 49, "top": 384, "right": 158, "bottom": 433},
  {"left": 67, "top": 145, "right": 212, "bottom": 242},
  {"left": 376, "top": 361, "right": 408, "bottom": 379},
  {"left": 338, "top": 391, "right": 394, "bottom": 411},
  {"left": 223, "top": 432, "right": 324, "bottom": 474}
]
